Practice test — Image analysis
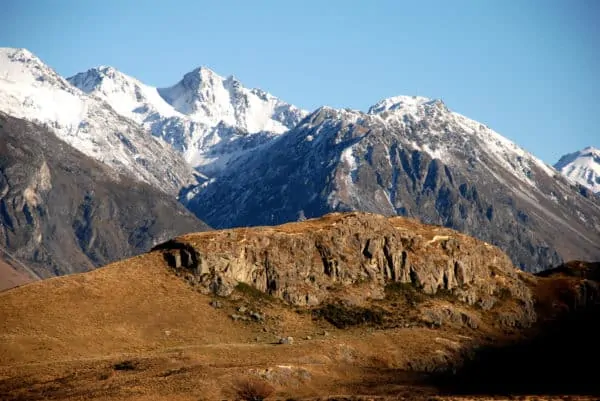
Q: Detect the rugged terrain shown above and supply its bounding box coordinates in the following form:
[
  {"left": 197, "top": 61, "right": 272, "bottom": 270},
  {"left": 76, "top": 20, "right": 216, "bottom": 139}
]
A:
[
  {"left": 3, "top": 48, "right": 599, "bottom": 275},
  {"left": 184, "top": 99, "right": 600, "bottom": 272},
  {"left": 0, "top": 112, "right": 209, "bottom": 279},
  {"left": 1, "top": 213, "right": 598, "bottom": 400},
  {"left": 0, "top": 48, "right": 196, "bottom": 194},
  {"left": 67, "top": 63, "right": 307, "bottom": 175}
]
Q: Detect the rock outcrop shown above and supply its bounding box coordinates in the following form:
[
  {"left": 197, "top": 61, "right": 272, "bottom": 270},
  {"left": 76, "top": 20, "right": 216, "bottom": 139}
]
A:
[{"left": 154, "top": 212, "right": 535, "bottom": 327}]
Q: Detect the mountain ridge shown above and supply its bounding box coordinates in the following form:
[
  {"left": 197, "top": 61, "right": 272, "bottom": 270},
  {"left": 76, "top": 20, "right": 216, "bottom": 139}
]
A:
[
  {"left": 183, "top": 98, "right": 600, "bottom": 271},
  {"left": 68, "top": 62, "right": 308, "bottom": 174},
  {"left": 0, "top": 47, "right": 196, "bottom": 195},
  {"left": 2, "top": 47, "right": 599, "bottom": 273}
]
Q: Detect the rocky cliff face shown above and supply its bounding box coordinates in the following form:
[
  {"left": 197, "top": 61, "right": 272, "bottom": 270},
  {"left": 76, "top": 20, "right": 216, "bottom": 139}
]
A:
[
  {"left": 184, "top": 102, "right": 600, "bottom": 272},
  {"left": 155, "top": 212, "right": 535, "bottom": 328},
  {"left": 0, "top": 113, "right": 210, "bottom": 279}
]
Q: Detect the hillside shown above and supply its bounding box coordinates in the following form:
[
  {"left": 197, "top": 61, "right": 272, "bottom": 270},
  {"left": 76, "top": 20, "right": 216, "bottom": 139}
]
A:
[
  {"left": 1, "top": 213, "right": 598, "bottom": 400},
  {"left": 0, "top": 112, "right": 209, "bottom": 280}
]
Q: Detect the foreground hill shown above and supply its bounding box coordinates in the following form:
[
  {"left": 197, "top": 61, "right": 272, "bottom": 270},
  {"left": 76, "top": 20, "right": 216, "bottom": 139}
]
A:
[
  {"left": 1, "top": 212, "right": 598, "bottom": 400},
  {"left": 0, "top": 112, "right": 209, "bottom": 280}
]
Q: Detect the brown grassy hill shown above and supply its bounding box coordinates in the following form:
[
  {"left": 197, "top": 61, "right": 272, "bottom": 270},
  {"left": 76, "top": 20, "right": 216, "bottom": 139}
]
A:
[{"left": 0, "top": 213, "right": 597, "bottom": 400}]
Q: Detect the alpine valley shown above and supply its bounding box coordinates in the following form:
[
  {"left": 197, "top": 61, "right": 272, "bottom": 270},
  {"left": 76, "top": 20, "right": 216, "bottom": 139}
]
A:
[{"left": 1, "top": 47, "right": 599, "bottom": 283}]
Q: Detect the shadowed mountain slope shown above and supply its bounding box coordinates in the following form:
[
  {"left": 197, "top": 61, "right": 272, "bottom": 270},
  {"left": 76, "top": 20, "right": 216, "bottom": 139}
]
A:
[{"left": 0, "top": 112, "right": 209, "bottom": 280}]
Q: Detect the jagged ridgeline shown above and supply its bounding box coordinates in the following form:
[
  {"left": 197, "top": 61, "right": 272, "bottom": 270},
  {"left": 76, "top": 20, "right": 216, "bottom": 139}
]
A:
[
  {"left": 2, "top": 47, "right": 599, "bottom": 276},
  {"left": 183, "top": 100, "right": 600, "bottom": 272}
]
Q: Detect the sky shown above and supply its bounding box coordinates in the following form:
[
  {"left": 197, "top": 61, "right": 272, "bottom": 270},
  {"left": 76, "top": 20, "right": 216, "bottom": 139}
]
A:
[{"left": 1, "top": 0, "right": 598, "bottom": 163}]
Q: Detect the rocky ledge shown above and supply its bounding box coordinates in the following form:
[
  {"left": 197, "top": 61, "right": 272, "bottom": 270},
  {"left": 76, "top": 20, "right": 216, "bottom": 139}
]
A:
[{"left": 153, "top": 212, "right": 535, "bottom": 326}]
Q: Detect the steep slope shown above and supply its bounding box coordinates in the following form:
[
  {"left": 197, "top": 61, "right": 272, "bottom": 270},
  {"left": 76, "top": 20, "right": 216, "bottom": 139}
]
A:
[
  {"left": 68, "top": 65, "right": 307, "bottom": 174},
  {"left": 554, "top": 146, "right": 600, "bottom": 194},
  {"left": 0, "top": 112, "right": 209, "bottom": 279},
  {"left": 0, "top": 48, "right": 196, "bottom": 194},
  {"left": 184, "top": 97, "right": 600, "bottom": 271}
]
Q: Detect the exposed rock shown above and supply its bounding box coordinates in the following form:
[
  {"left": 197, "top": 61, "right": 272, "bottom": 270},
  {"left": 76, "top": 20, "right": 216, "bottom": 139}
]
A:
[
  {"left": 250, "top": 312, "right": 264, "bottom": 321},
  {"left": 0, "top": 113, "right": 210, "bottom": 279},
  {"left": 155, "top": 212, "right": 536, "bottom": 328},
  {"left": 278, "top": 336, "right": 294, "bottom": 345},
  {"left": 184, "top": 101, "right": 600, "bottom": 273}
]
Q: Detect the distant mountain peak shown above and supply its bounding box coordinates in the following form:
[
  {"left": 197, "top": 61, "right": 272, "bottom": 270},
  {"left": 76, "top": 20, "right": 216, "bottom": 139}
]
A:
[
  {"left": 0, "top": 47, "right": 36, "bottom": 62},
  {"left": 0, "top": 47, "right": 196, "bottom": 194},
  {"left": 555, "top": 146, "right": 600, "bottom": 193},
  {"left": 368, "top": 95, "right": 448, "bottom": 115},
  {"left": 66, "top": 60, "right": 307, "bottom": 172}
]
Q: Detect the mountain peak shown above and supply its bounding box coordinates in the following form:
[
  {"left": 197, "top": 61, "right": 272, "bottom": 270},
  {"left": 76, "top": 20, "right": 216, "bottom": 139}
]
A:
[
  {"left": 367, "top": 95, "right": 448, "bottom": 115},
  {"left": 0, "top": 47, "right": 37, "bottom": 62},
  {"left": 157, "top": 66, "right": 306, "bottom": 134},
  {"left": 179, "top": 66, "right": 222, "bottom": 89},
  {"left": 555, "top": 146, "right": 600, "bottom": 193},
  {"left": 67, "top": 65, "right": 135, "bottom": 94}
]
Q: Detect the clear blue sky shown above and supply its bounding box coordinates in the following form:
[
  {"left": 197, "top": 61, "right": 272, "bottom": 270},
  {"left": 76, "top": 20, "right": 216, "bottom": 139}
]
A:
[{"left": 2, "top": 0, "right": 598, "bottom": 163}]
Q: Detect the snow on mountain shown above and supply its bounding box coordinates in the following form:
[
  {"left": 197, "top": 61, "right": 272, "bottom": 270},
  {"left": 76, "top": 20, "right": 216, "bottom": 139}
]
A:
[
  {"left": 0, "top": 48, "right": 196, "bottom": 194},
  {"left": 184, "top": 96, "right": 600, "bottom": 271},
  {"left": 366, "top": 96, "right": 557, "bottom": 188},
  {"left": 68, "top": 65, "right": 307, "bottom": 174},
  {"left": 555, "top": 147, "right": 600, "bottom": 193},
  {"left": 68, "top": 66, "right": 182, "bottom": 122}
]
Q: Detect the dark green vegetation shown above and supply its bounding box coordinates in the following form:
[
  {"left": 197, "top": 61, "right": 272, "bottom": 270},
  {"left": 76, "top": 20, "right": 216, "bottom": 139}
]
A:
[
  {"left": 112, "top": 360, "right": 137, "bottom": 371},
  {"left": 312, "top": 303, "right": 385, "bottom": 329}
]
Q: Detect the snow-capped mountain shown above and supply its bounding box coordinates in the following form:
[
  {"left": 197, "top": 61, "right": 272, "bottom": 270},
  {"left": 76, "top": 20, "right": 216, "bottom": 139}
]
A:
[
  {"left": 68, "top": 65, "right": 307, "bottom": 174},
  {"left": 554, "top": 147, "right": 600, "bottom": 194},
  {"left": 184, "top": 96, "right": 600, "bottom": 272},
  {"left": 0, "top": 48, "right": 196, "bottom": 194}
]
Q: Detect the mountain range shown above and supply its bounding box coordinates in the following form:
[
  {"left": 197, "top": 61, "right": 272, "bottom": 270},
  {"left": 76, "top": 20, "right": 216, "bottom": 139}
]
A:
[
  {"left": 67, "top": 63, "right": 307, "bottom": 175},
  {"left": 0, "top": 47, "right": 599, "bottom": 278}
]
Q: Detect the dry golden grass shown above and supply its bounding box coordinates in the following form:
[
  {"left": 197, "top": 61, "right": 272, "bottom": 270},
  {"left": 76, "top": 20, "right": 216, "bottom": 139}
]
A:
[
  {"left": 0, "top": 249, "right": 482, "bottom": 400},
  {"left": 0, "top": 230, "right": 593, "bottom": 400}
]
